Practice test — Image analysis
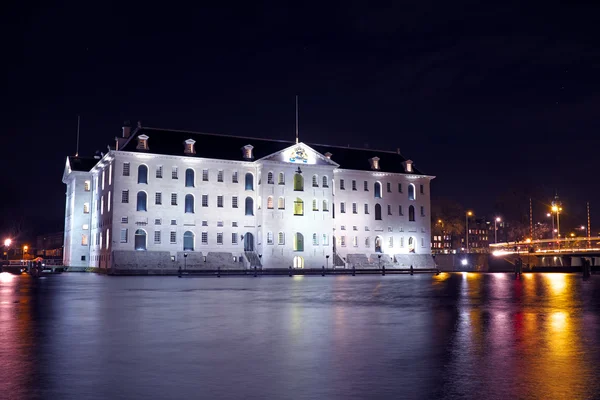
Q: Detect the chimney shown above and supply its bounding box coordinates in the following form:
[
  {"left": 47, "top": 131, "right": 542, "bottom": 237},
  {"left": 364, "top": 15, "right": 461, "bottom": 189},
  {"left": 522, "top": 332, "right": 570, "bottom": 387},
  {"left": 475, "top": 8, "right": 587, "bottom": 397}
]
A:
[
  {"left": 396, "top": 148, "right": 401, "bottom": 155},
  {"left": 325, "top": 152, "right": 332, "bottom": 159},
  {"left": 94, "top": 150, "right": 101, "bottom": 160},
  {"left": 137, "top": 121, "right": 142, "bottom": 129},
  {"left": 122, "top": 121, "right": 131, "bottom": 138}
]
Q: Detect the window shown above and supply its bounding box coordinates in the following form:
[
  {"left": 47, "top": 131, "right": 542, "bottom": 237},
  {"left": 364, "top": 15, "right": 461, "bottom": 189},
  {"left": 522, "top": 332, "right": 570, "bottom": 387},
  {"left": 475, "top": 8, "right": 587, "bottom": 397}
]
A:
[
  {"left": 202, "top": 220, "right": 208, "bottom": 226},
  {"left": 100, "top": 196, "right": 104, "bottom": 215},
  {"left": 155, "top": 192, "right": 162, "bottom": 205},
  {"left": 119, "top": 229, "right": 128, "bottom": 243},
  {"left": 245, "top": 197, "right": 254, "bottom": 216},
  {"left": 312, "top": 199, "right": 318, "bottom": 211},
  {"left": 294, "top": 198, "right": 304, "bottom": 216},
  {"left": 232, "top": 233, "right": 238, "bottom": 244},
  {"left": 322, "top": 234, "right": 329, "bottom": 245},
  {"left": 278, "top": 197, "right": 285, "bottom": 210},
  {"left": 122, "top": 190, "right": 129, "bottom": 203},
  {"left": 278, "top": 172, "right": 285, "bottom": 185},
  {"left": 135, "top": 229, "right": 147, "bottom": 251},
  {"left": 202, "top": 169, "right": 209, "bottom": 182},
  {"left": 421, "top": 206, "right": 425, "bottom": 216},
  {"left": 409, "top": 205, "right": 415, "bottom": 221},
  {"left": 183, "top": 231, "right": 194, "bottom": 251},
  {"left": 364, "top": 204, "right": 369, "bottom": 214},
  {"left": 217, "top": 170, "right": 224, "bottom": 182},
  {"left": 217, "top": 233, "right": 223, "bottom": 245},
  {"left": 375, "top": 204, "right": 382, "bottom": 220},
  {"left": 202, "top": 232, "right": 208, "bottom": 244},
  {"left": 81, "top": 255, "right": 86, "bottom": 261},
  {"left": 232, "top": 196, "right": 238, "bottom": 208},
  {"left": 294, "top": 233, "right": 304, "bottom": 251},
  {"left": 352, "top": 180, "right": 357, "bottom": 191},
  {"left": 408, "top": 184, "right": 416, "bottom": 200},
  {"left": 81, "top": 234, "right": 88, "bottom": 246},
  {"left": 399, "top": 205, "right": 403, "bottom": 216},
  {"left": 278, "top": 232, "right": 285, "bottom": 245},
  {"left": 109, "top": 164, "right": 112, "bottom": 185},
  {"left": 341, "top": 225, "right": 346, "bottom": 231},
  {"left": 365, "top": 237, "right": 370, "bottom": 247},
  {"left": 389, "top": 237, "right": 394, "bottom": 248},
  {"left": 186, "top": 169, "right": 195, "bottom": 187},
  {"left": 137, "top": 192, "right": 147, "bottom": 211},
  {"left": 421, "top": 238, "right": 425, "bottom": 247},
  {"left": 245, "top": 173, "right": 254, "bottom": 190},
  {"left": 387, "top": 182, "right": 391, "bottom": 193},
  {"left": 202, "top": 195, "right": 208, "bottom": 207},
  {"left": 232, "top": 171, "right": 238, "bottom": 183},
  {"left": 267, "top": 172, "right": 274, "bottom": 184},
  {"left": 323, "top": 199, "right": 329, "bottom": 212},
  {"left": 155, "top": 219, "right": 161, "bottom": 225},
  {"left": 217, "top": 195, "right": 224, "bottom": 208},
  {"left": 108, "top": 191, "right": 111, "bottom": 212},
  {"left": 185, "top": 194, "right": 194, "bottom": 213},
  {"left": 153, "top": 230, "right": 160, "bottom": 244},
  {"left": 420, "top": 184, "right": 424, "bottom": 194},
  {"left": 121, "top": 217, "right": 128, "bottom": 224},
  {"left": 123, "top": 162, "right": 130, "bottom": 176},
  {"left": 267, "top": 232, "right": 274, "bottom": 245},
  {"left": 398, "top": 183, "right": 403, "bottom": 193},
  {"left": 267, "top": 196, "right": 274, "bottom": 209},
  {"left": 84, "top": 180, "right": 90, "bottom": 191},
  {"left": 322, "top": 176, "right": 328, "bottom": 188},
  {"left": 156, "top": 166, "right": 163, "bottom": 178},
  {"left": 340, "top": 179, "right": 345, "bottom": 190},
  {"left": 82, "top": 224, "right": 89, "bottom": 230},
  {"left": 171, "top": 193, "right": 177, "bottom": 206},
  {"left": 340, "top": 202, "right": 346, "bottom": 213},
  {"left": 138, "top": 165, "right": 148, "bottom": 184},
  {"left": 388, "top": 205, "right": 392, "bottom": 215},
  {"left": 374, "top": 182, "right": 382, "bottom": 198},
  {"left": 353, "top": 236, "right": 358, "bottom": 247},
  {"left": 352, "top": 203, "right": 357, "bottom": 214},
  {"left": 340, "top": 236, "right": 346, "bottom": 247},
  {"left": 310, "top": 233, "right": 318, "bottom": 246},
  {"left": 312, "top": 175, "right": 318, "bottom": 187},
  {"left": 293, "top": 173, "right": 303, "bottom": 191}
]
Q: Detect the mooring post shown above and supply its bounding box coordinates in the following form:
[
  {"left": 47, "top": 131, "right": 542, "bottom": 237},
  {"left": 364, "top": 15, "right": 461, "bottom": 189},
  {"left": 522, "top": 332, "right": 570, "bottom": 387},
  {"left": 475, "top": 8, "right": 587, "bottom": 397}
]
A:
[
  {"left": 289, "top": 266, "right": 292, "bottom": 277},
  {"left": 178, "top": 266, "right": 182, "bottom": 278},
  {"left": 382, "top": 265, "right": 385, "bottom": 276},
  {"left": 322, "top": 266, "right": 325, "bottom": 276},
  {"left": 254, "top": 266, "right": 257, "bottom": 277},
  {"left": 217, "top": 267, "right": 221, "bottom": 278},
  {"left": 410, "top": 265, "right": 414, "bottom": 276},
  {"left": 352, "top": 266, "right": 355, "bottom": 276}
]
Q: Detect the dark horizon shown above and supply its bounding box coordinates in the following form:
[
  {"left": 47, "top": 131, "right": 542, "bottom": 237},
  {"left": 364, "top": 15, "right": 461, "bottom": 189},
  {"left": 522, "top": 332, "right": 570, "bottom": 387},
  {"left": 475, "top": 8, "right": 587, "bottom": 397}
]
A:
[{"left": 2, "top": 1, "right": 600, "bottom": 239}]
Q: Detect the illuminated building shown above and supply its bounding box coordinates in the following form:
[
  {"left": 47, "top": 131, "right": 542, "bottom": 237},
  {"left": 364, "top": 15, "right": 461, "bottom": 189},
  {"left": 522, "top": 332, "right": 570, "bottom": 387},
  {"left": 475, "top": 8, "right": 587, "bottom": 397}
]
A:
[{"left": 62, "top": 122, "right": 434, "bottom": 271}]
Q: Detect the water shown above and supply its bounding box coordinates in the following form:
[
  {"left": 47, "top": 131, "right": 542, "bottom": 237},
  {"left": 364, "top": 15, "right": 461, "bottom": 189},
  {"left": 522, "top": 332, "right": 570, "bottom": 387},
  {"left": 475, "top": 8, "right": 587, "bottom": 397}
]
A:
[{"left": 1, "top": 272, "right": 600, "bottom": 400}]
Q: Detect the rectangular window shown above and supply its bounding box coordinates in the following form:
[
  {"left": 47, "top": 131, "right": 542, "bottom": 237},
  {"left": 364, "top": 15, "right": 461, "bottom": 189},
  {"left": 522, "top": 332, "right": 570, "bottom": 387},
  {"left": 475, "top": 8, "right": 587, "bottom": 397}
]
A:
[
  {"left": 364, "top": 181, "right": 368, "bottom": 191},
  {"left": 353, "top": 236, "right": 358, "bottom": 247},
  {"left": 352, "top": 180, "right": 357, "bottom": 191},
  {"left": 232, "top": 233, "right": 238, "bottom": 244},
  {"left": 421, "top": 238, "right": 425, "bottom": 247},
  {"left": 217, "top": 195, "right": 223, "bottom": 208},
  {"left": 340, "top": 179, "right": 345, "bottom": 190},
  {"left": 108, "top": 191, "right": 111, "bottom": 212},
  {"left": 202, "top": 169, "right": 209, "bottom": 181},
  {"left": 232, "top": 221, "right": 238, "bottom": 227},
  {"left": 123, "top": 163, "right": 130, "bottom": 176},
  {"left": 154, "top": 231, "right": 161, "bottom": 244},
  {"left": 217, "top": 221, "right": 224, "bottom": 227},
  {"left": 171, "top": 219, "right": 177, "bottom": 225},
  {"left": 398, "top": 183, "right": 403, "bottom": 193},
  {"left": 109, "top": 164, "right": 112, "bottom": 186},
  {"left": 202, "top": 220, "right": 208, "bottom": 226},
  {"left": 120, "top": 229, "right": 128, "bottom": 243},
  {"left": 232, "top": 171, "right": 238, "bottom": 183},
  {"left": 340, "top": 236, "right": 346, "bottom": 247},
  {"left": 389, "top": 237, "right": 394, "bottom": 247},
  {"left": 388, "top": 227, "right": 393, "bottom": 232},
  {"left": 172, "top": 167, "right": 178, "bottom": 179},
  {"left": 400, "top": 237, "right": 404, "bottom": 247},
  {"left": 421, "top": 206, "right": 425, "bottom": 216},
  {"left": 82, "top": 224, "right": 89, "bottom": 230},
  {"left": 365, "top": 226, "right": 370, "bottom": 231},
  {"left": 313, "top": 234, "right": 319, "bottom": 245},
  {"left": 340, "top": 202, "right": 346, "bottom": 213},
  {"left": 202, "top": 195, "right": 208, "bottom": 207},
  {"left": 232, "top": 196, "right": 238, "bottom": 208},
  {"left": 420, "top": 184, "right": 424, "bottom": 194},
  {"left": 171, "top": 193, "right": 177, "bottom": 206},
  {"left": 322, "top": 234, "right": 329, "bottom": 245},
  {"left": 340, "top": 225, "right": 346, "bottom": 231},
  {"left": 81, "top": 234, "right": 88, "bottom": 246},
  {"left": 155, "top": 166, "right": 163, "bottom": 178},
  {"left": 399, "top": 205, "right": 403, "bottom": 216},
  {"left": 83, "top": 203, "right": 90, "bottom": 214},
  {"left": 121, "top": 217, "right": 128, "bottom": 224},
  {"left": 365, "top": 237, "right": 370, "bottom": 247},
  {"left": 267, "top": 232, "right": 274, "bottom": 245},
  {"left": 170, "top": 231, "right": 176, "bottom": 244},
  {"left": 202, "top": 232, "right": 208, "bottom": 244},
  {"left": 155, "top": 218, "right": 161, "bottom": 225},
  {"left": 387, "top": 182, "right": 391, "bottom": 192},
  {"left": 388, "top": 205, "right": 392, "bottom": 215},
  {"left": 84, "top": 180, "right": 91, "bottom": 191},
  {"left": 122, "top": 190, "right": 129, "bottom": 203},
  {"left": 101, "top": 169, "right": 105, "bottom": 190},
  {"left": 155, "top": 192, "right": 162, "bottom": 205},
  {"left": 218, "top": 170, "right": 224, "bottom": 182},
  {"left": 278, "top": 232, "right": 285, "bottom": 245},
  {"left": 364, "top": 204, "right": 369, "bottom": 214},
  {"left": 352, "top": 203, "right": 357, "bottom": 214},
  {"left": 353, "top": 226, "right": 358, "bottom": 231},
  {"left": 217, "top": 232, "right": 223, "bottom": 244}
]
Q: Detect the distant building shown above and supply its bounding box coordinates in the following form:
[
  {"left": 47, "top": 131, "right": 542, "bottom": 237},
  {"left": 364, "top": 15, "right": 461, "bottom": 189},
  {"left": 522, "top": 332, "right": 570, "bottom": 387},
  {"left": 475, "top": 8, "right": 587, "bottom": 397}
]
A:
[
  {"left": 62, "top": 122, "right": 435, "bottom": 271},
  {"left": 36, "top": 231, "right": 64, "bottom": 259}
]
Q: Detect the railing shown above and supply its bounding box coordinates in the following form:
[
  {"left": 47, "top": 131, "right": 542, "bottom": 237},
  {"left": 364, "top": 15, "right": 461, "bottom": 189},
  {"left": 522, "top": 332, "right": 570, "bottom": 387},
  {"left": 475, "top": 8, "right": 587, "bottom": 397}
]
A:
[{"left": 490, "top": 237, "right": 600, "bottom": 255}]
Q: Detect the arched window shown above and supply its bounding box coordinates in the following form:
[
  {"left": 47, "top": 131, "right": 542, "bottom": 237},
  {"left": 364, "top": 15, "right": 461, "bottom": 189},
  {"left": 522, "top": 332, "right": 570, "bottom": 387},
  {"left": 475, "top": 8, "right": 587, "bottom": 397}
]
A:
[
  {"left": 409, "top": 205, "right": 415, "bottom": 221},
  {"left": 375, "top": 236, "right": 382, "bottom": 253},
  {"left": 408, "top": 184, "right": 416, "bottom": 200},
  {"left": 278, "top": 197, "right": 285, "bottom": 209},
  {"left": 312, "top": 199, "right": 318, "bottom": 211},
  {"left": 278, "top": 172, "right": 285, "bottom": 185},
  {"left": 245, "top": 197, "right": 254, "bottom": 216},
  {"left": 138, "top": 165, "right": 148, "bottom": 184},
  {"left": 267, "top": 172, "right": 274, "bottom": 184},
  {"left": 323, "top": 199, "right": 329, "bottom": 211},
  {"left": 185, "top": 194, "right": 194, "bottom": 213},
  {"left": 183, "top": 231, "right": 194, "bottom": 251},
  {"left": 245, "top": 173, "right": 254, "bottom": 190},
  {"left": 136, "top": 191, "right": 147, "bottom": 211},
  {"left": 134, "top": 229, "right": 147, "bottom": 251},
  {"left": 313, "top": 233, "right": 318, "bottom": 245},
  {"left": 294, "top": 198, "right": 304, "bottom": 216},
  {"left": 374, "top": 182, "right": 382, "bottom": 199},
  {"left": 294, "top": 233, "right": 304, "bottom": 251},
  {"left": 185, "top": 168, "right": 195, "bottom": 187},
  {"left": 267, "top": 196, "right": 274, "bottom": 209},
  {"left": 294, "top": 173, "right": 304, "bottom": 191},
  {"left": 312, "top": 175, "right": 318, "bottom": 187},
  {"left": 375, "top": 203, "right": 382, "bottom": 220},
  {"left": 322, "top": 176, "right": 329, "bottom": 188}
]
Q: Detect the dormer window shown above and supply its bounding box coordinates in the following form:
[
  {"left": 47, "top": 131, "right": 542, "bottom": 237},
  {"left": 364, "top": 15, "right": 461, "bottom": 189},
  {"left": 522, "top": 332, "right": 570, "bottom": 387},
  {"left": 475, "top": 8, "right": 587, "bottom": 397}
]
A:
[
  {"left": 242, "top": 144, "right": 254, "bottom": 160},
  {"left": 405, "top": 160, "right": 413, "bottom": 173},
  {"left": 325, "top": 152, "right": 332, "bottom": 159},
  {"left": 136, "top": 134, "right": 149, "bottom": 150},
  {"left": 184, "top": 139, "right": 196, "bottom": 155},
  {"left": 370, "top": 156, "right": 380, "bottom": 170}
]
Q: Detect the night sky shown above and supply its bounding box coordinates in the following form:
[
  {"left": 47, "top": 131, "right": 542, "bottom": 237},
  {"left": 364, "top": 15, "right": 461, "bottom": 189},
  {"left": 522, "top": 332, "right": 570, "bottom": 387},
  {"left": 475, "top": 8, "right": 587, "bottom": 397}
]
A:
[{"left": 2, "top": 1, "right": 600, "bottom": 239}]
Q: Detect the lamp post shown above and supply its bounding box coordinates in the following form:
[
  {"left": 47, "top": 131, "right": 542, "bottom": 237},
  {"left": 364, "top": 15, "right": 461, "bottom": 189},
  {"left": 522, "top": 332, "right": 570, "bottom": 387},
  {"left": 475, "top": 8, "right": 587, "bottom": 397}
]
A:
[
  {"left": 4, "top": 238, "right": 11, "bottom": 261},
  {"left": 326, "top": 255, "right": 330, "bottom": 269},
  {"left": 184, "top": 253, "right": 188, "bottom": 271},
  {"left": 465, "top": 211, "right": 473, "bottom": 253},
  {"left": 494, "top": 217, "right": 501, "bottom": 244},
  {"left": 547, "top": 213, "right": 554, "bottom": 239},
  {"left": 378, "top": 254, "right": 381, "bottom": 269}
]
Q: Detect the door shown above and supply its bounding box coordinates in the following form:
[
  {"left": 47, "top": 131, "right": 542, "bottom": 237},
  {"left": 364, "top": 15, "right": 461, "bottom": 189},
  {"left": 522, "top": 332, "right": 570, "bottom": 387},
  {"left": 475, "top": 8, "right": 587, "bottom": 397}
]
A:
[{"left": 244, "top": 232, "right": 254, "bottom": 251}]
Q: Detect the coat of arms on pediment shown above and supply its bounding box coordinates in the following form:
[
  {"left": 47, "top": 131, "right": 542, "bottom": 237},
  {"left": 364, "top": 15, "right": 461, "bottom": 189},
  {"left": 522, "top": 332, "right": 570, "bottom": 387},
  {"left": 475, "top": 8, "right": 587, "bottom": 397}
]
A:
[{"left": 289, "top": 145, "right": 308, "bottom": 163}]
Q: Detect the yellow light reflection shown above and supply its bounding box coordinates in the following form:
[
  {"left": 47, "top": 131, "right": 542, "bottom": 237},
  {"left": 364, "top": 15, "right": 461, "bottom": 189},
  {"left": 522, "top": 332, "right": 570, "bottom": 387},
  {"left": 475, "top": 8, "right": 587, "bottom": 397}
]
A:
[
  {"left": 550, "top": 311, "right": 567, "bottom": 332},
  {"left": 433, "top": 272, "right": 450, "bottom": 282},
  {"left": 545, "top": 273, "right": 566, "bottom": 295}
]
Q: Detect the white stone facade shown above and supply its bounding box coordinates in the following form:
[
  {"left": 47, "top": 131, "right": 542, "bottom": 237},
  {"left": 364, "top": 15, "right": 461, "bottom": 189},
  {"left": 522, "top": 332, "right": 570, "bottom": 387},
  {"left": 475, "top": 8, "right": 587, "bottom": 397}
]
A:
[{"left": 62, "top": 158, "right": 92, "bottom": 267}]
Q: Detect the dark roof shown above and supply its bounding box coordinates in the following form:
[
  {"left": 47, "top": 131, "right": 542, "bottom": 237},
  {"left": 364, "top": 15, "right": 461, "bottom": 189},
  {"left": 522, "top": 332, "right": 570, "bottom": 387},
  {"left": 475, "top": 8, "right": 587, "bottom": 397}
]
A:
[
  {"left": 119, "top": 127, "right": 428, "bottom": 175},
  {"left": 67, "top": 156, "right": 98, "bottom": 172}
]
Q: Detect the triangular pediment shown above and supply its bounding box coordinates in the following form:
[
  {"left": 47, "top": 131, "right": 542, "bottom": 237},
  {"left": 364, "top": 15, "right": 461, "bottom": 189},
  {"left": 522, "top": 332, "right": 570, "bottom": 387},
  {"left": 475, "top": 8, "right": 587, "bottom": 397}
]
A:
[
  {"left": 258, "top": 142, "right": 339, "bottom": 166},
  {"left": 62, "top": 157, "right": 72, "bottom": 183}
]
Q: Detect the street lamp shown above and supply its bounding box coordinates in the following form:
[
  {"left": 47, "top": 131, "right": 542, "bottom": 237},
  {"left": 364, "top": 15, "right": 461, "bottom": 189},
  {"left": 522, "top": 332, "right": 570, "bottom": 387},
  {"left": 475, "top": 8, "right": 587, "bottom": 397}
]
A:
[
  {"left": 465, "top": 211, "right": 473, "bottom": 253},
  {"left": 326, "top": 255, "right": 330, "bottom": 269},
  {"left": 3, "top": 238, "right": 11, "bottom": 261},
  {"left": 494, "top": 217, "right": 501, "bottom": 244},
  {"left": 183, "top": 253, "right": 188, "bottom": 271}
]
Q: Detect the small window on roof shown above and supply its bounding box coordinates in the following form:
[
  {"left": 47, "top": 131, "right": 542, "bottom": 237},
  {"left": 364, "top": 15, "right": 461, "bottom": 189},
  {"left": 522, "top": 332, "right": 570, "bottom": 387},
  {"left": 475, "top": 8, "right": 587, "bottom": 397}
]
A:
[
  {"left": 136, "top": 134, "right": 149, "bottom": 150},
  {"left": 242, "top": 145, "right": 254, "bottom": 160},
  {"left": 370, "top": 156, "right": 380, "bottom": 170},
  {"left": 184, "top": 139, "right": 196, "bottom": 155}
]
